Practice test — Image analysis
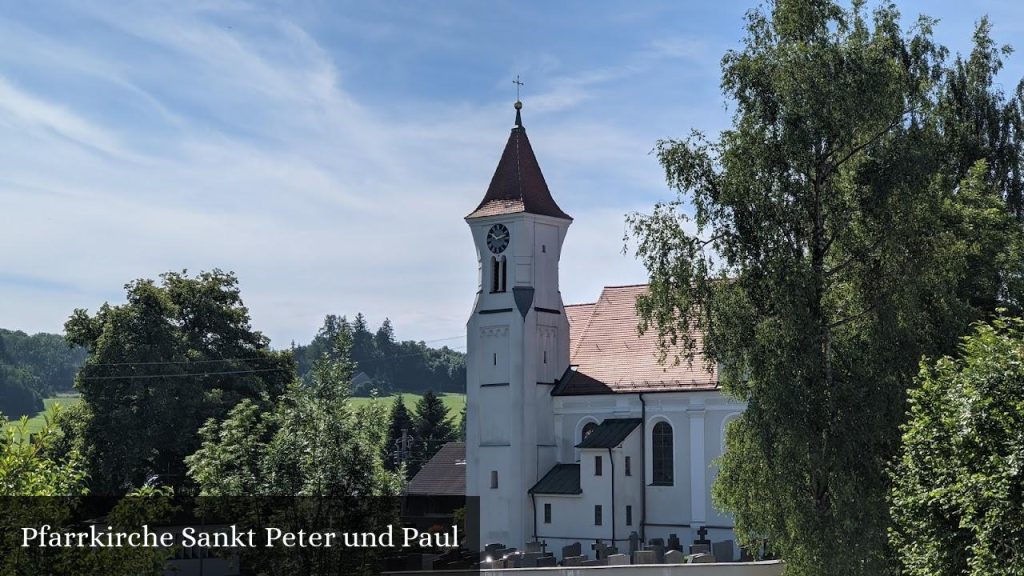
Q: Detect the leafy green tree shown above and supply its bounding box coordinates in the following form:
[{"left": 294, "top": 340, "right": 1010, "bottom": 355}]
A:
[
  {"left": 0, "top": 364, "right": 43, "bottom": 422},
  {"left": 293, "top": 315, "right": 465, "bottom": 396},
  {"left": 626, "top": 3, "right": 1023, "bottom": 574},
  {"left": 890, "top": 315, "right": 1024, "bottom": 576},
  {"left": 65, "top": 270, "right": 293, "bottom": 495},
  {"left": 186, "top": 332, "right": 402, "bottom": 575},
  {"left": 0, "top": 411, "right": 85, "bottom": 496},
  {"left": 411, "top": 390, "right": 454, "bottom": 477},
  {"left": 186, "top": 329, "right": 402, "bottom": 497},
  {"left": 0, "top": 329, "right": 87, "bottom": 397},
  {"left": 936, "top": 17, "right": 1024, "bottom": 218}
]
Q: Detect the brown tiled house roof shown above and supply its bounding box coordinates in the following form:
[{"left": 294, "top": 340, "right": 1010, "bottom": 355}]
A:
[
  {"left": 466, "top": 111, "right": 571, "bottom": 221},
  {"left": 554, "top": 285, "right": 718, "bottom": 396}
]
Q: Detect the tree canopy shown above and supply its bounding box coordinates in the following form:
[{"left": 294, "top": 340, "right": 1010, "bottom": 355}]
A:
[
  {"left": 890, "top": 315, "right": 1024, "bottom": 576},
  {"left": 64, "top": 270, "right": 294, "bottom": 495},
  {"left": 293, "top": 314, "right": 464, "bottom": 396},
  {"left": 0, "top": 329, "right": 86, "bottom": 419},
  {"left": 627, "top": 2, "right": 1023, "bottom": 574}
]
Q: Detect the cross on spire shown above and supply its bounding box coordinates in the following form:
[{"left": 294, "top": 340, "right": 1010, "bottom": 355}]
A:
[{"left": 512, "top": 75, "right": 524, "bottom": 127}]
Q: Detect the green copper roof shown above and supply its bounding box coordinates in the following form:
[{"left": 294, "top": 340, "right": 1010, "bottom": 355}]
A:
[
  {"left": 575, "top": 418, "right": 642, "bottom": 449},
  {"left": 528, "top": 464, "right": 581, "bottom": 495}
]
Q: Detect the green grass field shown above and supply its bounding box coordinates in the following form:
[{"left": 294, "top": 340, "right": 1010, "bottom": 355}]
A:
[
  {"left": 350, "top": 392, "right": 465, "bottom": 418},
  {"left": 5, "top": 395, "right": 82, "bottom": 437},
  {"left": 6, "top": 393, "right": 464, "bottom": 436}
]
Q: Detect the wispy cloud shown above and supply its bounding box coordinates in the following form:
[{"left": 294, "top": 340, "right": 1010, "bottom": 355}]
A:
[{"left": 11, "top": 0, "right": 1012, "bottom": 346}]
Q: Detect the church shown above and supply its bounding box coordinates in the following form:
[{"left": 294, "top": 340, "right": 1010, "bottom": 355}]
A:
[{"left": 463, "top": 102, "right": 747, "bottom": 560}]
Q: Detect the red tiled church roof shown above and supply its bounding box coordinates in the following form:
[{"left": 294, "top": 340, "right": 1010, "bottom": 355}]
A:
[
  {"left": 556, "top": 285, "right": 718, "bottom": 395},
  {"left": 466, "top": 107, "right": 571, "bottom": 221}
]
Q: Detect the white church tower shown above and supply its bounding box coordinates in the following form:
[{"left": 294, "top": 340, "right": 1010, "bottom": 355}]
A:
[{"left": 465, "top": 101, "right": 572, "bottom": 551}]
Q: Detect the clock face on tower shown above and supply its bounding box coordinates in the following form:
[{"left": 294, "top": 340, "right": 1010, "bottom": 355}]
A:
[{"left": 486, "top": 223, "right": 510, "bottom": 254}]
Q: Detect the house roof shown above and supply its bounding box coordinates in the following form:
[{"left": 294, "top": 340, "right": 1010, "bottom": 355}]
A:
[
  {"left": 466, "top": 106, "right": 571, "bottom": 221},
  {"left": 556, "top": 284, "right": 719, "bottom": 396},
  {"left": 528, "top": 464, "right": 581, "bottom": 495},
  {"left": 406, "top": 442, "right": 465, "bottom": 496},
  {"left": 575, "top": 418, "right": 642, "bottom": 449}
]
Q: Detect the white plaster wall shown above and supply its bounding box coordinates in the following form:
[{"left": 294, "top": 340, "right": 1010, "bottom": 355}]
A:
[
  {"left": 467, "top": 212, "right": 571, "bottom": 553},
  {"left": 551, "top": 392, "right": 745, "bottom": 552}
]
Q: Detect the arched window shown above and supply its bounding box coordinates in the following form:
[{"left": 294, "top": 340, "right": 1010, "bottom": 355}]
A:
[
  {"left": 652, "top": 421, "right": 673, "bottom": 485},
  {"left": 582, "top": 422, "right": 598, "bottom": 442}
]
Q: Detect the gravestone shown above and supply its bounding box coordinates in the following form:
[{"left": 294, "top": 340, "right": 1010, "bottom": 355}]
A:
[
  {"left": 521, "top": 552, "right": 545, "bottom": 568},
  {"left": 581, "top": 559, "right": 606, "bottom": 566},
  {"left": 526, "top": 540, "right": 545, "bottom": 553},
  {"left": 693, "top": 526, "right": 712, "bottom": 547},
  {"left": 536, "top": 556, "right": 557, "bottom": 568},
  {"left": 713, "top": 540, "right": 734, "bottom": 562},
  {"left": 687, "top": 552, "right": 715, "bottom": 563},
  {"left": 647, "top": 543, "right": 666, "bottom": 563},
  {"left": 592, "top": 540, "right": 610, "bottom": 560},
  {"left": 633, "top": 550, "right": 657, "bottom": 564},
  {"left": 607, "top": 553, "right": 629, "bottom": 566},
  {"left": 664, "top": 550, "right": 686, "bottom": 564},
  {"left": 689, "top": 543, "right": 711, "bottom": 555},
  {"left": 562, "top": 542, "right": 582, "bottom": 558},
  {"left": 562, "top": 555, "right": 586, "bottom": 566},
  {"left": 628, "top": 531, "right": 641, "bottom": 555},
  {"left": 668, "top": 533, "right": 682, "bottom": 552},
  {"left": 485, "top": 542, "right": 505, "bottom": 553},
  {"left": 605, "top": 546, "right": 618, "bottom": 556}
]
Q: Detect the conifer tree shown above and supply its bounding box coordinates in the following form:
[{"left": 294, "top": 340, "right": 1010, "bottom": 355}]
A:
[
  {"left": 410, "top": 390, "right": 454, "bottom": 476},
  {"left": 386, "top": 395, "right": 414, "bottom": 472}
]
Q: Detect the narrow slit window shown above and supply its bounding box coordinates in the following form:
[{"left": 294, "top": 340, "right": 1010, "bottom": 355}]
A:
[
  {"left": 499, "top": 256, "right": 507, "bottom": 292},
  {"left": 625, "top": 456, "right": 632, "bottom": 476},
  {"left": 594, "top": 505, "right": 602, "bottom": 526},
  {"left": 626, "top": 505, "right": 633, "bottom": 526},
  {"left": 543, "top": 503, "right": 551, "bottom": 524},
  {"left": 491, "top": 256, "right": 499, "bottom": 293},
  {"left": 490, "top": 471, "right": 498, "bottom": 489},
  {"left": 493, "top": 353, "right": 497, "bottom": 366},
  {"left": 595, "top": 455, "right": 603, "bottom": 476},
  {"left": 543, "top": 350, "right": 547, "bottom": 364}
]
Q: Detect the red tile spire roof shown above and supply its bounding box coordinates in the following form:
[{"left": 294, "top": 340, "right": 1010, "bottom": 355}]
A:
[{"left": 466, "top": 103, "right": 571, "bottom": 220}]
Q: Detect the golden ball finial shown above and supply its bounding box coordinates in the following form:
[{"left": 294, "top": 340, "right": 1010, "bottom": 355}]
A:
[{"left": 514, "top": 100, "right": 523, "bottom": 110}]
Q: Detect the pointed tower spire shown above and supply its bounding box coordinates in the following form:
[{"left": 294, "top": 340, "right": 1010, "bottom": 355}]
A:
[{"left": 466, "top": 100, "right": 571, "bottom": 220}]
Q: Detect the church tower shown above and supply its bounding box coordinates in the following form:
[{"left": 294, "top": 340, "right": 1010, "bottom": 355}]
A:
[{"left": 465, "top": 101, "right": 572, "bottom": 551}]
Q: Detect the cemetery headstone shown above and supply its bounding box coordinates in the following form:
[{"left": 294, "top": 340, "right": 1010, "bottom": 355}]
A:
[
  {"left": 633, "top": 550, "right": 657, "bottom": 565},
  {"left": 628, "top": 531, "right": 641, "bottom": 555},
  {"left": 562, "top": 555, "right": 586, "bottom": 566},
  {"left": 607, "top": 553, "right": 629, "bottom": 566},
  {"left": 664, "top": 550, "right": 686, "bottom": 564},
  {"left": 713, "top": 540, "right": 734, "bottom": 562},
  {"left": 689, "top": 543, "right": 711, "bottom": 555},
  {"left": 536, "top": 556, "right": 557, "bottom": 568}
]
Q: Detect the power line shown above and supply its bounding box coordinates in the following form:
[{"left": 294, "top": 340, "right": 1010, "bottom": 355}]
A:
[
  {"left": 77, "top": 368, "right": 291, "bottom": 381},
  {"left": 79, "top": 356, "right": 284, "bottom": 368}
]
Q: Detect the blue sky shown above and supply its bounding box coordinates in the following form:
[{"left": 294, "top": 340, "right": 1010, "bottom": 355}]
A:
[{"left": 2, "top": 1, "right": 1022, "bottom": 349}]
